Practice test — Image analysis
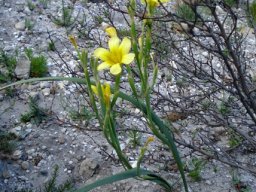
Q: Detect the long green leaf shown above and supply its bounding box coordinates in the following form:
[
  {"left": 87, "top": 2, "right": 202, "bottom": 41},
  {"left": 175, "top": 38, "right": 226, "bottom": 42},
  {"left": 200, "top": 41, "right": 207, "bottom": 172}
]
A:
[{"left": 76, "top": 168, "right": 152, "bottom": 192}]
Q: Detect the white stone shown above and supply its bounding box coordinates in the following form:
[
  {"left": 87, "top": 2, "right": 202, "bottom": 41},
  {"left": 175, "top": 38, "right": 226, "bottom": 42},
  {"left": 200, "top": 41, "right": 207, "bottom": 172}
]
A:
[
  {"left": 42, "top": 88, "right": 51, "bottom": 96},
  {"left": 15, "top": 21, "right": 25, "bottom": 31},
  {"left": 12, "top": 150, "right": 22, "bottom": 160}
]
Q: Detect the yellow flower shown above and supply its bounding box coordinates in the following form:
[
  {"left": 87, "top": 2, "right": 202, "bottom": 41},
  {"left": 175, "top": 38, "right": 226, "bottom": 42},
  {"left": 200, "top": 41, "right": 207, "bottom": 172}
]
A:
[
  {"left": 141, "top": 0, "right": 169, "bottom": 8},
  {"left": 138, "top": 37, "right": 142, "bottom": 49},
  {"left": 145, "top": 136, "right": 155, "bottom": 146},
  {"left": 68, "top": 35, "right": 78, "bottom": 49},
  {"left": 91, "top": 83, "right": 111, "bottom": 104},
  {"left": 94, "top": 36, "right": 135, "bottom": 75},
  {"left": 105, "top": 26, "right": 117, "bottom": 38}
]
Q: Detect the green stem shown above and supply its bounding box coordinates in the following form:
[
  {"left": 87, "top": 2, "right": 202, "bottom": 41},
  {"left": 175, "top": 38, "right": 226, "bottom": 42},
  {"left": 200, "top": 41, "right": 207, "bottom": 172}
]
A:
[{"left": 0, "top": 77, "right": 188, "bottom": 191}]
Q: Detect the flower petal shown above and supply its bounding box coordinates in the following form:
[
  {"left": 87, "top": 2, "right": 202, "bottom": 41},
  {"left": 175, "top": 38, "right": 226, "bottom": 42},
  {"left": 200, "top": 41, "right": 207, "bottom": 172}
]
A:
[
  {"left": 103, "top": 83, "right": 111, "bottom": 102},
  {"left": 110, "top": 64, "right": 122, "bottom": 75},
  {"left": 108, "top": 37, "right": 120, "bottom": 52},
  {"left": 94, "top": 48, "right": 109, "bottom": 61},
  {"left": 119, "top": 37, "right": 131, "bottom": 54},
  {"left": 105, "top": 27, "right": 117, "bottom": 38},
  {"left": 160, "top": 0, "right": 170, "bottom": 3},
  {"left": 121, "top": 53, "right": 135, "bottom": 64},
  {"left": 91, "top": 85, "right": 98, "bottom": 95},
  {"left": 97, "top": 62, "right": 110, "bottom": 71}
]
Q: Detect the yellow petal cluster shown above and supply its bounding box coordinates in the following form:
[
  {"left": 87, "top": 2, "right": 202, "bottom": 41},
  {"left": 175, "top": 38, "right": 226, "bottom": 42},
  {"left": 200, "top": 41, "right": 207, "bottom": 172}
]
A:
[
  {"left": 105, "top": 26, "right": 117, "bottom": 38},
  {"left": 141, "top": 0, "right": 170, "bottom": 8},
  {"left": 68, "top": 35, "right": 78, "bottom": 49},
  {"left": 91, "top": 83, "right": 111, "bottom": 104},
  {"left": 145, "top": 136, "right": 155, "bottom": 146},
  {"left": 94, "top": 36, "right": 135, "bottom": 75}
]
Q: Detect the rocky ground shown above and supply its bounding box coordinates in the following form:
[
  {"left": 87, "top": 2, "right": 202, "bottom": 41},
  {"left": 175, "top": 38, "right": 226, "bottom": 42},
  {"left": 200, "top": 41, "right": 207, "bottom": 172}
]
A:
[{"left": 1, "top": 0, "right": 256, "bottom": 192}]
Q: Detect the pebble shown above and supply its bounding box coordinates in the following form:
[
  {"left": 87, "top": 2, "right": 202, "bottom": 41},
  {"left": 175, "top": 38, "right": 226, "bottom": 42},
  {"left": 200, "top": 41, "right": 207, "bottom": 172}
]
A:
[
  {"left": 79, "top": 158, "right": 100, "bottom": 177},
  {"left": 42, "top": 88, "right": 51, "bottom": 96},
  {"left": 27, "top": 148, "right": 35, "bottom": 155},
  {"left": 12, "top": 150, "right": 22, "bottom": 160},
  {"left": 15, "top": 21, "right": 26, "bottom": 31},
  {"left": 40, "top": 170, "right": 48, "bottom": 176},
  {"left": 2, "top": 170, "right": 11, "bottom": 179},
  {"left": 18, "top": 176, "right": 28, "bottom": 181},
  {"left": 21, "top": 161, "right": 30, "bottom": 170},
  {"left": 15, "top": 126, "right": 22, "bottom": 131},
  {"left": 41, "top": 146, "right": 47, "bottom": 150},
  {"left": 61, "top": 128, "right": 67, "bottom": 133},
  {"left": 40, "top": 82, "right": 51, "bottom": 89},
  {"left": 0, "top": 94, "right": 4, "bottom": 101},
  {"left": 15, "top": 55, "right": 31, "bottom": 79},
  {"left": 58, "top": 135, "right": 65, "bottom": 144}
]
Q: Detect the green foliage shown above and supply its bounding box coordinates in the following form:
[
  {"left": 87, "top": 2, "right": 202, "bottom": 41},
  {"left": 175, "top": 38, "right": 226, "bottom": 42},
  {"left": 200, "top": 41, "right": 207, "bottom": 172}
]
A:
[
  {"left": 24, "top": 48, "right": 33, "bottom": 60},
  {"left": 0, "top": 131, "right": 17, "bottom": 154},
  {"left": 52, "top": 0, "right": 75, "bottom": 27},
  {"left": 5, "top": 87, "right": 16, "bottom": 97},
  {"left": 18, "top": 165, "right": 73, "bottom": 192},
  {"left": 94, "top": 15, "right": 104, "bottom": 25},
  {"left": 25, "top": 18, "right": 34, "bottom": 30},
  {"left": 20, "top": 96, "right": 48, "bottom": 125},
  {"left": 77, "top": 168, "right": 172, "bottom": 192},
  {"left": 48, "top": 41, "right": 56, "bottom": 51},
  {"left": 128, "top": 130, "right": 141, "bottom": 148},
  {"left": 25, "top": 48, "right": 48, "bottom": 77},
  {"left": 187, "top": 158, "right": 206, "bottom": 182},
  {"left": 27, "top": 0, "right": 36, "bottom": 11},
  {"left": 176, "top": 77, "right": 188, "bottom": 89},
  {"left": 43, "top": 165, "right": 73, "bottom": 192},
  {"left": 69, "top": 106, "right": 94, "bottom": 122},
  {"left": 219, "top": 100, "right": 231, "bottom": 116},
  {"left": 39, "top": 0, "right": 50, "bottom": 9},
  {"left": 232, "top": 170, "right": 252, "bottom": 192},
  {"left": 176, "top": 3, "right": 196, "bottom": 22},
  {"left": 201, "top": 99, "right": 213, "bottom": 111},
  {"left": 224, "top": 0, "right": 237, "bottom": 7},
  {"left": 0, "top": 49, "right": 17, "bottom": 83},
  {"left": 228, "top": 130, "right": 243, "bottom": 148},
  {"left": 248, "top": 0, "right": 256, "bottom": 27}
]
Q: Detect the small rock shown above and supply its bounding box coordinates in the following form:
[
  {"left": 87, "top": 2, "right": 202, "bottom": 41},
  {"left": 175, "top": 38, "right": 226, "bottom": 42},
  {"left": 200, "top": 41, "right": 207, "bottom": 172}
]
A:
[
  {"left": 9, "top": 128, "right": 20, "bottom": 137},
  {"left": 42, "top": 88, "right": 51, "bottom": 96},
  {"left": 15, "top": 126, "right": 22, "bottom": 131},
  {"left": 66, "top": 164, "right": 75, "bottom": 170},
  {"left": 61, "top": 128, "right": 67, "bottom": 133},
  {"left": 2, "top": 170, "right": 11, "bottom": 179},
  {"left": 18, "top": 176, "right": 28, "bottom": 181},
  {"left": 15, "top": 55, "right": 31, "bottom": 79},
  {"left": 26, "top": 148, "right": 35, "bottom": 155},
  {"left": 15, "top": 21, "right": 26, "bottom": 31},
  {"left": 29, "top": 91, "right": 39, "bottom": 98},
  {"left": 40, "top": 170, "right": 48, "bottom": 176},
  {"left": 41, "top": 146, "right": 47, "bottom": 150},
  {"left": 4, "top": 179, "right": 8, "bottom": 184},
  {"left": 79, "top": 158, "right": 100, "bottom": 178},
  {"left": 12, "top": 150, "right": 22, "bottom": 160},
  {"left": 21, "top": 161, "right": 30, "bottom": 170},
  {"left": 25, "top": 128, "right": 32, "bottom": 134},
  {"left": 58, "top": 135, "right": 65, "bottom": 144},
  {"left": 40, "top": 82, "right": 51, "bottom": 89}
]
